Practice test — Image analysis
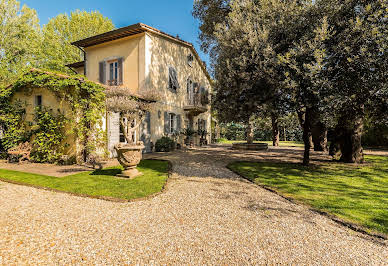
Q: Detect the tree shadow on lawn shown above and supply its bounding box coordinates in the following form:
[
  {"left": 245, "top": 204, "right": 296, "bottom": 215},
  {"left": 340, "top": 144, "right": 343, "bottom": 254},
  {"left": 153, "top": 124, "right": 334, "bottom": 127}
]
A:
[
  {"left": 89, "top": 160, "right": 168, "bottom": 177},
  {"left": 230, "top": 158, "right": 388, "bottom": 234}
]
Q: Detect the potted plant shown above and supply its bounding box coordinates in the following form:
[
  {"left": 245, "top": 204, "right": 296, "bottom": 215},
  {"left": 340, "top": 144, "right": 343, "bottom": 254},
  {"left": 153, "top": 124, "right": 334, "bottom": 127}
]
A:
[
  {"left": 106, "top": 87, "right": 158, "bottom": 178},
  {"left": 181, "top": 128, "right": 196, "bottom": 147},
  {"left": 197, "top": 129, "right": 209, "bottom": 146}
]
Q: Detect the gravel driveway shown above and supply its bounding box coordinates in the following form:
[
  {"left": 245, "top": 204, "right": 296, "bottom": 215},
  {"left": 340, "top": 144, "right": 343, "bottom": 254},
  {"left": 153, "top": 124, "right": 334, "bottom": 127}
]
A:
[{"left": 0, "top": 146, "right": 386, "bottom": 264}]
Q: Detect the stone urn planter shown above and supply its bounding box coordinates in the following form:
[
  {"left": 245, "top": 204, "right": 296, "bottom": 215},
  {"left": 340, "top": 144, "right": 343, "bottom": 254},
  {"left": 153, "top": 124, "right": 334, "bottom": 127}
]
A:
[{"left": 114, "top": 141, "right": 145, "bottom": 178}]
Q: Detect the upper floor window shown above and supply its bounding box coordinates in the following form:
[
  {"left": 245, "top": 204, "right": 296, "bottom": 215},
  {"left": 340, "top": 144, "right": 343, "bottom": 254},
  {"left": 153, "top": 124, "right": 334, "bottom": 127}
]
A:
[
  {"left": 99, "top": 57, "right": 123, "bottom": 86},
  {"left": 168, "top": 66, "right": 179, "bottom": 92},
  {"left": 187, "top": 53, "right": 194, "bottom": 67},
  {"left": 109, "top": 60, "right": 119, "bottom": 86},
  {"left": 35, "top": 95, "right": 42, "bottom": 107}
]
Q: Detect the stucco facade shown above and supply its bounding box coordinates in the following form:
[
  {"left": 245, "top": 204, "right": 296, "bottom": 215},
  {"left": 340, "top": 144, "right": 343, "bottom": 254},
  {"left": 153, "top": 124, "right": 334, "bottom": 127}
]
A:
[
  {"left": 11, "top": 88, "right": 77, "bottom": 158},
  {"left": 72, "top": 24, "right": 212, "bottom": 156}
]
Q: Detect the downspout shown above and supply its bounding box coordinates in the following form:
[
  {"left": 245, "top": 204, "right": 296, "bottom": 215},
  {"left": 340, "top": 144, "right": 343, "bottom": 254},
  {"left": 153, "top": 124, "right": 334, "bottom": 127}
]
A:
[
  {"left": 74, "top": 45, "right": 87, "bottom": 161},
  {"left": 75, "top": 45, "right": 87, "bottom": 76},
  {"left": 66, "top": 66, "right": 78, "bottom": 75}
]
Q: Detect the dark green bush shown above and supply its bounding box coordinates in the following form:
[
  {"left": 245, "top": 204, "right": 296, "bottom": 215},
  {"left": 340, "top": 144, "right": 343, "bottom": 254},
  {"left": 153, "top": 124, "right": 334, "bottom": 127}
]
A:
[{"left": 155, "top": 136, "right": 175, "bottom": 152}]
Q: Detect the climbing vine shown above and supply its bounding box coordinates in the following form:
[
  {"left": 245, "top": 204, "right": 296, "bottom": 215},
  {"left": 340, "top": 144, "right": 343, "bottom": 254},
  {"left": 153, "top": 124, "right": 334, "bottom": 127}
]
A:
[
  {"left": 0, "top": 69, "right": 106, "bottom": 163},
  {"left": 30, "top": 106, "right": 67, "bottom": 163},
  {"left": 0, "top": 100, "right": 30, "bottom": 151}
]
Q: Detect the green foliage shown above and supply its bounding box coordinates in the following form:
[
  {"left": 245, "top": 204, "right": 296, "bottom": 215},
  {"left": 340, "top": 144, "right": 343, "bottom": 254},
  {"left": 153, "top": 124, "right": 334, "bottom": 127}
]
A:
[
  {"left": 0, "top": 100, "right": 29, "bottom": 150},
  {"left": 229, "top": 155, "right": 388, "bottom": 234},
  {"left": 196, "top": 0, "right": 387, "bottom": 164},
  {"left": 221, "top": 123, "right": 245, "bottom": 140},
  {"left": 0, "top": 159, "right": 169, "bottom": 201},
  {"left": 180, "top": 128, "right": 197, "bottom": 137},
  {"left": 155, "top": 136, "right": 176, "bottom": 152},
  {"left": 0, "top": 0, "right": 115, "bottom": 84},
  {"left": 30, "top": 107, "right": 67, "bottom": 163},
  {"left": 0, "top": 0, "right": 41, "bottom": 87},
  {"left": 41, "top": 10, "right": 115, "bottom": 72},
  {"left": 0, "top": 69, "right": 106, "bottom": 162},
  {"left": 362, "top": 117, "right": 388, "bottom": 147}
]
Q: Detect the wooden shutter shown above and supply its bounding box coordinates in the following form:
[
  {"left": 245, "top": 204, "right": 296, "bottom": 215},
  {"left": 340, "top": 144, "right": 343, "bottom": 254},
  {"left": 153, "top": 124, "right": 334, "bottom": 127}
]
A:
[
  {"left": 140, "top": 112, "right": 151, "bottom": 152},
  {"left": 99, "top": 61, "right": 106, "bottom": 84},
  {"left": 164, "top": 112, "right": 169, "bottom": 134},
  {"left": 177, "top": 114, "right": 181, "bottom": 132},
  {"left": 118, "top": 57, "right": 123, "bottom": 85}
]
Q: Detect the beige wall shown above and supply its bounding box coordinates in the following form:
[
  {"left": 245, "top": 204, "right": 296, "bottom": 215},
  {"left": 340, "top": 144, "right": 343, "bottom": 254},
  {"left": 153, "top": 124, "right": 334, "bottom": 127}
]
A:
[
  {"left": 85, "top": 33, "right": 146, "bottom": 94},
  {"left": 12, "top": 88, "right": 77, "bottom": 157},
  {"left": 81, "top": 31, "right": 212, "bottom": 152},
  {"left": 144, "top": 32, "right": 212, "bottom": 145},
  {"left": 74, "top": 66, "right": 84, "bottom": 75}
]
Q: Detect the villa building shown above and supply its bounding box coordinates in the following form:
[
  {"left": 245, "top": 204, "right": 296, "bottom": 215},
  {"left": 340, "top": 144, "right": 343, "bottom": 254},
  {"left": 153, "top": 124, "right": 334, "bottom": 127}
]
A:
[{"left": 66, "top": 23, "right": 212, "bottom": 156}]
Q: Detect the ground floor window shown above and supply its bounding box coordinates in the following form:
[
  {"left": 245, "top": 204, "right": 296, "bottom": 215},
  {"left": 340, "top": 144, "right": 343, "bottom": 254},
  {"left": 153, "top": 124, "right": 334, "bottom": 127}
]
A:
[
  {"left": 169, "top": 113, "right": 176, "bottom": 133},
  {"left": 198, "top": 119, "right": 206, "bottom": 131}
]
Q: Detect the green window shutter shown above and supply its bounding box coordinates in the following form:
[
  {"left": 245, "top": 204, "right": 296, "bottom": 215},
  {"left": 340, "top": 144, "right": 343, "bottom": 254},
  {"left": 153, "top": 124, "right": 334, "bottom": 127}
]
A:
[
  {"left": 99, "top": 61, "right": 106, "bottom": 84},
  {"left": 164, "top": 112, "right": 169, "bottom": 134},
  {"left": 177, "top": 114, "right": 181, "bottom": 132},
  {"left": 118, "top": 57, "right": 123, "bottom": 85}
]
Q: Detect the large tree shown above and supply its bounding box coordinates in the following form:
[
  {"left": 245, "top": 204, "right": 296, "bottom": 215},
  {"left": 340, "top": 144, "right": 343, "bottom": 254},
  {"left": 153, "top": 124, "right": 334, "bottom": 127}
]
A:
[
  {"left": 205, "top": 0, "right": 308, "bottom": 148},
  {"left": 0, "top": 0, "right": 41, "bottom": 87},
  {"left": 40, "top": 10, "right": 115, "bottom": 72},
  {"left": 318, "top": 0, "right": 388, "bottom": 163}
]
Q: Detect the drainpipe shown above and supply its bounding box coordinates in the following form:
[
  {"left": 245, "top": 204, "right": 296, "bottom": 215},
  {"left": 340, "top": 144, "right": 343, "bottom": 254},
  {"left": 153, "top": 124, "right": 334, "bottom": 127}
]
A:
[
  {"left": 66, "top": 66, "right": 78, "bottom": 75},
  {"left": 75, "top": 45, "right": 87, "bottom": 76}
]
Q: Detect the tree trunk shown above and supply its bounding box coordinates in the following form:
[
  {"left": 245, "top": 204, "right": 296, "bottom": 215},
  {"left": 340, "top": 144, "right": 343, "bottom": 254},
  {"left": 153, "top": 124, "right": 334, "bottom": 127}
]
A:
[
  {"left": 340, "top": 116, "right": 364, "bottom": 163},
  {"left": 312, "top": 122, "right": 328, "bottom": 151},
  {"left": 271, "top": 112, "right": 279, "bottom": 146},
  {"left": 297, "top": 110, "right": 314, "bottom": 150},
  {"left": 302, "top": 108, "right": 313, "bottom": 165},
  {"left": 283, "top": 127, "right": 286, "bottom": 141},
  {"left": 246, "top": 121, "right": 254, "bottom": 144}
]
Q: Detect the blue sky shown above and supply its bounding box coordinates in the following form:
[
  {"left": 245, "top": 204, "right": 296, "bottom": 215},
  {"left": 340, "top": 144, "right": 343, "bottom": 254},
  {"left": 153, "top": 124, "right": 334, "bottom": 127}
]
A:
[{"left": 19, "top": 0, "right": 210, "bottom": 65}]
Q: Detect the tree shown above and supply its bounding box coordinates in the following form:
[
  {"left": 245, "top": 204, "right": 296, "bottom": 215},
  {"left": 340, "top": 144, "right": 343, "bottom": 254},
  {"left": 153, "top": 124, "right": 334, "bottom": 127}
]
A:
[
  {"left": 193, "top": 0, "right": 232, "bottom": 55},
  {"left": 0, "top": 0, "right": 41, "bottom": 87},
  {"left": 105, "top": 87, "right": 158, "bottom": 145},
  {"left": 40, "top": 10, "right": 115, "bottom": 73},
  {"left": 317, "top": 0, "right": 387, "bottom": 163}
]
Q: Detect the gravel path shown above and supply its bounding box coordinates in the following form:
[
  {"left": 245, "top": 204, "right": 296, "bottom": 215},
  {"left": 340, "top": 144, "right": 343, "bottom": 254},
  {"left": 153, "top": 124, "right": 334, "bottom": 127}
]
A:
[{"left": 0, "top": 146, "right": 386, "bottom": 264}]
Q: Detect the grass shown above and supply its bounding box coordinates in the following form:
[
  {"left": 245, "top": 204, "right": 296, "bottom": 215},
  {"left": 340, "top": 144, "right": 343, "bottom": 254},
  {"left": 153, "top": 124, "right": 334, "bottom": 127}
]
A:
[
  {"left": 0, "top": 160, "right": 169, "bottom": 201},
  {"left": 228, "top": 155, "right": 388, "bottom": 235},
  {"left": 218, "top": 139, "right": 304, "bottom": 147}
]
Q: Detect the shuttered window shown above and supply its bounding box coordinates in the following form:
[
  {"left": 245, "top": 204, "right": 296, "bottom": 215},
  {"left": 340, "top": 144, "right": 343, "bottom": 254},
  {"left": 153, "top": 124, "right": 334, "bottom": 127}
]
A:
[
  {"left": 168, "top": 67, "right": 179, "bottom": 92},
  {"left": 99, "top": 58, "right": 123, "bottom": 86}
]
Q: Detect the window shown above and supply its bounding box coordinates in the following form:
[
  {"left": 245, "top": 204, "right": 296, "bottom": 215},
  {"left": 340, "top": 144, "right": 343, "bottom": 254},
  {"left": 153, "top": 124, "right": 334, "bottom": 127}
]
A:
[
  {"left": 35, "top": 95, "right": 42, "bottom": 107},
  {"left": 187, "top": 53, "right": 194, "bottom": 67},
  {"left": 168, "top": 67, "right": 179, "bottom": 91},
  {"left": 187, "top": 79, "right": 194, "bottom": 104},
  {"left": 169, "top": 113, "right": 176, "bottom": 133},
  {"left": 198, "top": 119, "right": 206, "bottom": 131},
  {"left": 108, "top": 60, "right": 119, "bottom": 86}
]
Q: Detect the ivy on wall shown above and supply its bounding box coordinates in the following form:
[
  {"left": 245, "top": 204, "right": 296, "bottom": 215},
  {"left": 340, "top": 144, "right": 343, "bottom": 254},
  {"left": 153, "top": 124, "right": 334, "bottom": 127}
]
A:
[
  {"left": 30, "top": 106, "right": 67, "bottom": 163},
  {"left": 0, "top": 69, "right": 106, "bottom": 163},
  {"left": 0, "top": 100, "right": 30, "bottom": 151}
]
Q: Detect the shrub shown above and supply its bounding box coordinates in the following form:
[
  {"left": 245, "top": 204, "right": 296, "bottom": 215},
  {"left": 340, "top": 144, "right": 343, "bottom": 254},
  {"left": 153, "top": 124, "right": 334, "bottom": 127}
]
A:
[
  {"left": 215, "top": 138, "right": 228, "bottom": 143},
  {"left": 30, "top": 107, "right": 67, "bottom": 163},
  {"left": 155, "top": 136, "right": 175, "bottom": 152}
]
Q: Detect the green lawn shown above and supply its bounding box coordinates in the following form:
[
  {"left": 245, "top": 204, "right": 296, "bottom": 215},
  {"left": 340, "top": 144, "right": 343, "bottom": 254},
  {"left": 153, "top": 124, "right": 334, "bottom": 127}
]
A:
[
  {"left": 228, "top": 155, "right": 388, "bottom": 235},
  {"left": 218, "top": 139, "right": 304, "bottom": 147},
  {"left": 0, "top": 160, "right": 169, "bottom": 201}
]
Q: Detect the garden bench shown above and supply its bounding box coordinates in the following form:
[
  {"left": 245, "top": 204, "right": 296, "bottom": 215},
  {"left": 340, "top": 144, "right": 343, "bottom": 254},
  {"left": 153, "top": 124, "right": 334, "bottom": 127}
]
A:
[{"left": 7, "top": 142, "right": 32, "bottom": 163}]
